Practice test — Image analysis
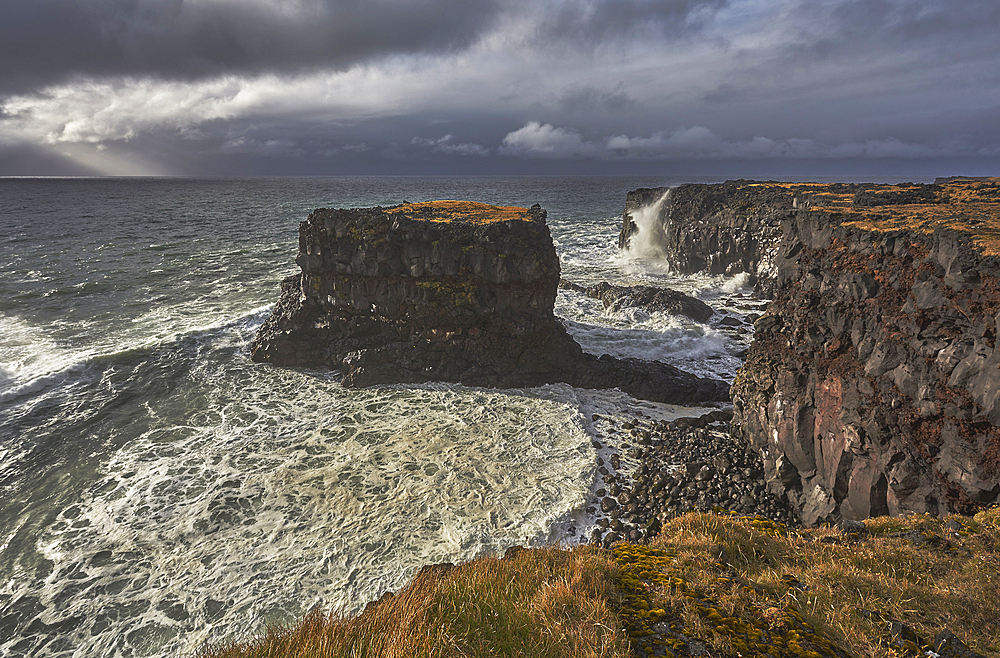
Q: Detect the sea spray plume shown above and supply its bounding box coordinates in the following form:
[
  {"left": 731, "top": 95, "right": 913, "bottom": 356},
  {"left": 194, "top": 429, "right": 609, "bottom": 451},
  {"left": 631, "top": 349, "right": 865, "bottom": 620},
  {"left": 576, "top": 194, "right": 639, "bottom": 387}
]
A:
[
  {"left": 615, "top": 188, "right": 673, "bottom": 280},
  {"left": 623, "top": 188, "right": 670, "bottom": 260}
]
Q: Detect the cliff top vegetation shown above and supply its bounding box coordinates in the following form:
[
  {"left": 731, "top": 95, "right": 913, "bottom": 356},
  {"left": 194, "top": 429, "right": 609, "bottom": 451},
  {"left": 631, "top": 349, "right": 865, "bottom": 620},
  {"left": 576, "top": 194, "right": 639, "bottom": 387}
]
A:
[
  {"left": 199, "top": 507, "right": 999, "bottom": 658},
  {"left": 387, "top": 200, "right": 539, "bottom": 225},
  {"left": 744, "top": 178, "right": 1000, "bottom": 256}
]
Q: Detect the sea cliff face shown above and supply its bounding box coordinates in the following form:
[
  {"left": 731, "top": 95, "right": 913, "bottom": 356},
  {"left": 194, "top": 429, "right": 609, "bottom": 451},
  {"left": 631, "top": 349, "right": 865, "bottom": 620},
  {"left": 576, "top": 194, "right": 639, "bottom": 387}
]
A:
[
  {"left": 626, "top": 178, "right": 1000, "bottom": 524},
  {"left": 620, "top": 181, "right": 799, "bottom": 294},
  {"left": 252, "top": 200, "right": 729, "bottom": 404}
]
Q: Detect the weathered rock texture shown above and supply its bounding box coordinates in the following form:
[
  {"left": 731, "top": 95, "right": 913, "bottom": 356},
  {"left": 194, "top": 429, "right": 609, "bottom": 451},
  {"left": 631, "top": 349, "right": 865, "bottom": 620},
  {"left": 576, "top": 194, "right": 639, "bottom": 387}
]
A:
[
  {"left": 252, "top": 200, "right": 729, "bottom": 404},
  {"left": 619, "top": 180, "right": 924, "bottom": 295},
  {"left": 726, "top": 178, "right": 1000, "bottom": 524},
  {"left": 583, "top": 282, "right": 714, "bottom": 323}
]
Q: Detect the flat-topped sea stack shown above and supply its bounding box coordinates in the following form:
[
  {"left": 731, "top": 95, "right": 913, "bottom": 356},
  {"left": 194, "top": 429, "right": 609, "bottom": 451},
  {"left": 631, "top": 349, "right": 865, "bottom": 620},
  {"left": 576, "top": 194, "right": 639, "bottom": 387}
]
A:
[
  {"left": 626, "top": 177, "right": 999, "bottom": 524},
  {"left": 252, "top": 200, "right": 729, "bottom": 403}
]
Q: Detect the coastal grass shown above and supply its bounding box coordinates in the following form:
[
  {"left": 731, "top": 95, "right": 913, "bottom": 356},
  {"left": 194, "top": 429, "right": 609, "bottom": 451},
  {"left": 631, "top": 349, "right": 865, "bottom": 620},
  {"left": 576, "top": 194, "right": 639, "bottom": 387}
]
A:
[
  {"left": 198, "top": 508, "right": 1000, "bottom": 658},
  {"left": 618, "top": 508, "right": 1000, "bottom": 657},
  {"left": 197, "top": 544, "right": 629, "bottom": 658},
  {"left": 743, "top": 178, "right": 1000, "bottom": 255}
]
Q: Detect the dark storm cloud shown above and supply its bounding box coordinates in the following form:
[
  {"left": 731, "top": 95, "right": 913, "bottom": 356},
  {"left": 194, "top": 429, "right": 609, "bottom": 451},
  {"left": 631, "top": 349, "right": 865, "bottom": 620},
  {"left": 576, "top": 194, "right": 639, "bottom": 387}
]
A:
[
  {"left": 557, "top": 84, "right": 635, "bottom": 114},
  {"left": 0, "top": 0, "right": 508, "bottom": 94},
  {"left": 778, "top": 0, "right": 1000, "bottom": 67},
  {"left": 3, "top": 0, "right": 999, "bottom": 175},
  {"left": 537, "top": 0, "right": 729, "bottom": 42}
]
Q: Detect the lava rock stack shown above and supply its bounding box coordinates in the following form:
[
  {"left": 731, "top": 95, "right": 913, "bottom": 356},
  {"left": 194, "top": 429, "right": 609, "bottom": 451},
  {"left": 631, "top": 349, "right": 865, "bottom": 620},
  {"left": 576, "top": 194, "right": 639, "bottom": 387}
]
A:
[{"left": 252, "top": 200, "right": 729, "bottom": 403}]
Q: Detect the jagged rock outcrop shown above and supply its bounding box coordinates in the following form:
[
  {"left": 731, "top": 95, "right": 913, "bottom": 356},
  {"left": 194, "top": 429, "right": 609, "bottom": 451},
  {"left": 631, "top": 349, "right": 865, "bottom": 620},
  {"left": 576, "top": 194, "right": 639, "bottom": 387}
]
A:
[
  {"left": 620, "top": 181, "right": 891, "bottom": 295},
  {"left": 728, "top": 179, "right": 1000, "bottom": 525},
  {"left": 583, "top": 282, "right": 714, "bottom": 323},
  {"left": 252, "top": 200, "right": 729, "bottom": 404},
  {"left": 619, "top": 182, "right": 795, "bottom": 293}
]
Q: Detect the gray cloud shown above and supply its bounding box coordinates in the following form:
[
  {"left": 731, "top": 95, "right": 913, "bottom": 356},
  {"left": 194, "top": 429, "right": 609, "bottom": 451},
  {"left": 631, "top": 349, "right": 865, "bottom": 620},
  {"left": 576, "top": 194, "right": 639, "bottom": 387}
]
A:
[
  {"left": 536, "top": 0, "right": 729, "bottom": 43},
  {"left": 768, "top": 0, "right": 1000, "bottom": 71},
  {"left": 1, "top": 0, "right": 999, "bottom": 176},
  {"left": 411, "top": 135, "right": 490, "bottom": 156},
  {"left": 556, "top": 84, "right": 635, "bottom": 114},
  {"left": 500, "top": 122, "right": 974, "bottom": 160},
  {"left": 0, "top": 0, "right": 508, "bottom": 94}
]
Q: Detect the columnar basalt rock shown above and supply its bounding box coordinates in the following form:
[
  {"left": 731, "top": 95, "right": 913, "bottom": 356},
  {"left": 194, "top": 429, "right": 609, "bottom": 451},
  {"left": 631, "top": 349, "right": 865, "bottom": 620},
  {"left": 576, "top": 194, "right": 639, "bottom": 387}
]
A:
[
  {"left": 619, "top": 180, "right": 896, "bottom": 295},
  {"left": 619, "top": 178, "right": 1000, "bottom": 523},
  {"left": 252, "top": 200, "right": 729, "bottom": 404},
  {"left": 727, "top": 179, "right": 1000, "bottom": 524},
  {"left": 620, "top": 182, "right": 801, "bottom": 294}
]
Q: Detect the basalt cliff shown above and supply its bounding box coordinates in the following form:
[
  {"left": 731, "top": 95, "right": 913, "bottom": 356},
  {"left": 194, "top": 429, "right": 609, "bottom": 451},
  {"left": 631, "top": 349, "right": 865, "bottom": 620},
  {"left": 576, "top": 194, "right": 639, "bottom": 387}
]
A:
[
  {"left": 252, "top": 200, "right": 728, "bottom": 404},
  {"left": 624, "top": 178, "right": 1000, "bottom": 524}
]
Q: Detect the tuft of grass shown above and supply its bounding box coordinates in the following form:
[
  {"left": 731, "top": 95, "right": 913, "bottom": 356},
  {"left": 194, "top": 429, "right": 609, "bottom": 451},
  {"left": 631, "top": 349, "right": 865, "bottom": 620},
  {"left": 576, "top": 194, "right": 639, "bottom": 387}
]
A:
[
  {"left": 618, "top": 509, "right": 1000, "bottom": 657},
  {"left": 197, "top": 545, "right": 630, "bottom": 658}
]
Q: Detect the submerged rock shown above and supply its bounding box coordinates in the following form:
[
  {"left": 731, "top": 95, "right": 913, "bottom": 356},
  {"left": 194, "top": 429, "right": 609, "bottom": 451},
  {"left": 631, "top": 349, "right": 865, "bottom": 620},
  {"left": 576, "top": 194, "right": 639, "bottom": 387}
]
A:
[
  {"left": 584, "top": 282, "right": 714, "bottom": 323},
  {"left": 252, "top": 200, "right": 728, "bottom": 404}
]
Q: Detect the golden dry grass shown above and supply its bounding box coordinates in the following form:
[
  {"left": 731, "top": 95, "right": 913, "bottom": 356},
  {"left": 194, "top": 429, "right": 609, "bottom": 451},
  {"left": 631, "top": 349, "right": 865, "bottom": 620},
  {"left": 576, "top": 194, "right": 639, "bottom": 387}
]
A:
[
  {"left": 622, "top": 508, "right": 1000, "bottom": 657},
  {"left": 198, "top": 545, "right": 629, "bottom": 658},
  {"left": 390, "top": 200, "right": 536, "bottom": 224},
  {"left": 198, "top": 508, "right": 1000, "bottom": 658},
  {"left": 745, "top": 178, "right": 1000, "bottom": 256}
]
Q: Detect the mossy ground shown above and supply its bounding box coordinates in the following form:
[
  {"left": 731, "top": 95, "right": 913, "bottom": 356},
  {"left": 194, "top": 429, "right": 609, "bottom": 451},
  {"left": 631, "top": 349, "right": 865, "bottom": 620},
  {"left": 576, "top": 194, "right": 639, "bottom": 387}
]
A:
[
  {"left": 198, "top": 508, "right": 999, "bottom": 658},
  {"left": 745, "top": 178, "right": 1000, "bottom": 255},
  {"left": 615, "top": 509, "right": 999, "bottom": 657},
  {"left": 391, "top": 201, "right": 536, "bottom": 225}
]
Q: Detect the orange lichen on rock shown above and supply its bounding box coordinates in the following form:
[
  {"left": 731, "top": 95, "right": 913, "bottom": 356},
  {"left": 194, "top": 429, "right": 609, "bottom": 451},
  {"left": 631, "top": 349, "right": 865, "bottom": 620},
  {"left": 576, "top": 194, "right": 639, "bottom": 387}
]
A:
[
  {"left": 388, "top": 200, "right": 537, "bottom": 224},
  {"left": 743, "top": 178, "right": 1000, "bottom": 255},
  {"left": 831, "top": 178, "right": 1000, "bottom": 256}
]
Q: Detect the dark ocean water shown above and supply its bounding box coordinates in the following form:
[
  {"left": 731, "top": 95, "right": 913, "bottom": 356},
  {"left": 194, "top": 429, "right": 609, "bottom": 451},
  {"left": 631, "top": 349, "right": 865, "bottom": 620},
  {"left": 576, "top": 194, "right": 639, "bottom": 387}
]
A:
[{"left": 0, "top": 175, "right": 859, "bottom": 657}]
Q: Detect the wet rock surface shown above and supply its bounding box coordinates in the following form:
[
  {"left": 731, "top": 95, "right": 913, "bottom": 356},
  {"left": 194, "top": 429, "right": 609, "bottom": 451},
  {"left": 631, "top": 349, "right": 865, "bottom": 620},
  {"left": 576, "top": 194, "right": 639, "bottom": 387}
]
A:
[
  {"left": 620, "top": 181, "right": 804, "bottom": 295},
  {"left": 584, "top": 282, "right": 715, "bottom": 323},
  {"left": 252, "top": 200, "right": 729, "bottom": 404},
  {"left": 619, "top": 179, "right": 1000, "bottom": 297},
  {"left": 586, "top": 409, "right": 796, "bottom": 548}
]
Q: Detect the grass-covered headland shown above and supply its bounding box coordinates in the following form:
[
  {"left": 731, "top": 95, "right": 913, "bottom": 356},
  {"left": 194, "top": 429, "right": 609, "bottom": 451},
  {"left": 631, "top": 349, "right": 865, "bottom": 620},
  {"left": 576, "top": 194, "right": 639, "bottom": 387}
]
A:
[{"left": 199, "top": 507, "right": 998, "bottom": 658}]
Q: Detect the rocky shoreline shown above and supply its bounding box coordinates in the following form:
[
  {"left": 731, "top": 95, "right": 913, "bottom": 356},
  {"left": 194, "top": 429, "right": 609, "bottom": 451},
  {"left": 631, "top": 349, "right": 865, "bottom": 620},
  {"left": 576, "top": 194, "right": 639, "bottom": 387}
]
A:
[
  {"left": 221, "top": 180, "right": 1000, "bottom": 658},
  {"left": 584, "top": 408, "right": 797, "bottom": 549},
  {"left": 615, "top": 178, "right": 1000, "bottom": 526}
]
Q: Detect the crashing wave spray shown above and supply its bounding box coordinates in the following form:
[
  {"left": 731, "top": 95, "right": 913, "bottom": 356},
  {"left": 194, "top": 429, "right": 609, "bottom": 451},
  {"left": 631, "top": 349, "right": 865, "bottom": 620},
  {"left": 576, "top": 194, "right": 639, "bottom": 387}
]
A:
[{"left": 623, "top": 188, "right": 671, "bottom": 261}]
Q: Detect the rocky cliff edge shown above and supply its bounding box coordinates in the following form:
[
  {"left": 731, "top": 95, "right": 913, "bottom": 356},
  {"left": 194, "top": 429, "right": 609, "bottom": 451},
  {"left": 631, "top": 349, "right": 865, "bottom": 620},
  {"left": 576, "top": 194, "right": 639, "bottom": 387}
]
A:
[{"left": 721, "top": 178, "right": 1000, "bottom": 524}]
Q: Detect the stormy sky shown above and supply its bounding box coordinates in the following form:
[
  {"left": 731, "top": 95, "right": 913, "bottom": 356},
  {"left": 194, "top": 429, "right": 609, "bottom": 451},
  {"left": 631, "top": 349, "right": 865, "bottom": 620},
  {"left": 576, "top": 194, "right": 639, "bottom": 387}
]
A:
[{"left": 1, "top": 0, "right": 998, "bottom": 176}]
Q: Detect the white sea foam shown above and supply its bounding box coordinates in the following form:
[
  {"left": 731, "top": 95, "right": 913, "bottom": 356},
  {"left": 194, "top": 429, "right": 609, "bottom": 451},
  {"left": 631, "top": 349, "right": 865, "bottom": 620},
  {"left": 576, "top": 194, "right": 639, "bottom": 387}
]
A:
[
  {"left": 2, "top": 363, "right": 602, "bottom": 657},
  {"left": 0, "top": 176, "right": 761, "bottom": 658},
  {"left": 0, "top": 313, "right": 94, "bottom": 403},
  {"left": 720, "top": 272, "right": 751, "bottom": 294},
  {"left": 554, "top": 271, "right": 748, "bottom": 381},
  {"left": 0, "top": 305, "right": 274, "bottom": 405},
  {"left": 564, "top": 315, "right": 738, "bottom": 381}
]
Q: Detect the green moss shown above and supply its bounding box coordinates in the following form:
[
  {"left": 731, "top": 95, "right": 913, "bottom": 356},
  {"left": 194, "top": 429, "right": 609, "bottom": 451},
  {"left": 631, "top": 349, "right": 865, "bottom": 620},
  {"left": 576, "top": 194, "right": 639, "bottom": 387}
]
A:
[
  {"left": 414, "top": 279, "right": 476, "bottom": 306},
  {"left": 611, "top": 529, "right": 850, "bottom": 658}
]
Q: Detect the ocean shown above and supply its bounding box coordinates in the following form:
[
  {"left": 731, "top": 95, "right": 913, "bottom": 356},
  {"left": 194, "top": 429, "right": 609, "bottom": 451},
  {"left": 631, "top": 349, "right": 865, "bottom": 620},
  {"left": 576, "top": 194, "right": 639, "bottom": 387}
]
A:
[{"left": 0, "top": 175, "right": 779, "bottom": 657}]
